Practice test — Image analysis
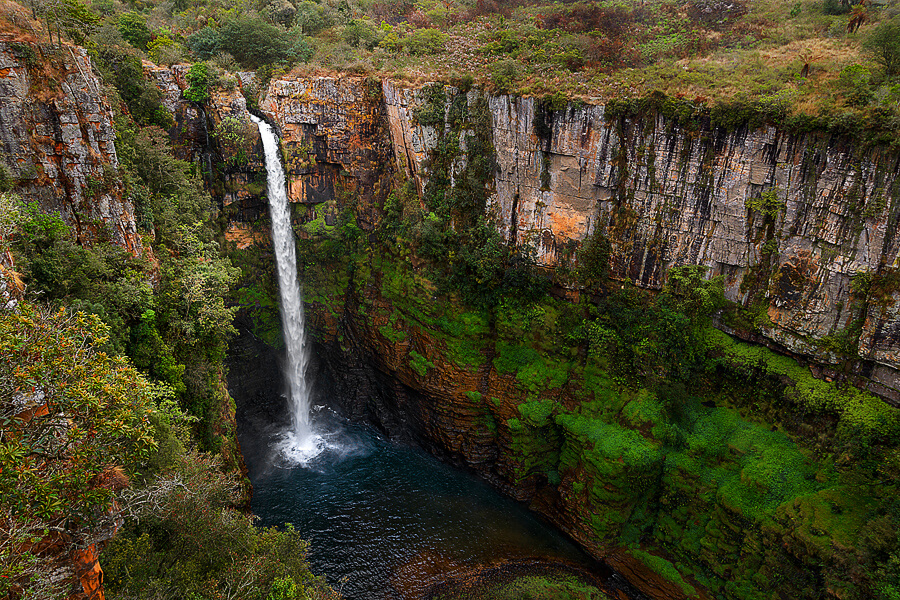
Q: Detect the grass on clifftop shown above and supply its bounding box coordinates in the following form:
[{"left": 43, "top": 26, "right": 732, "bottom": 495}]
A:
[{"left": 4, "top": 0, "right": 900, "bottom": 136}]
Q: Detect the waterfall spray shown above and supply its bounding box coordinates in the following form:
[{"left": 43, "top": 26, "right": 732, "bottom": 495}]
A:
[{"left": 250, "top": 114, "right": 323, "bottom": 462}]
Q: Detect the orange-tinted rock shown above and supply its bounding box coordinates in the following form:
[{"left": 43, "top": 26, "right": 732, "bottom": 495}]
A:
[{"left": 71, "top": 544, "right": 104, "bottom": 600}]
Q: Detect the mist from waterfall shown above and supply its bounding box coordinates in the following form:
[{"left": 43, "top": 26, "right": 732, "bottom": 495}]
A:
[{"left": 250, "top": 113, "right": 325, "bottom": 464}]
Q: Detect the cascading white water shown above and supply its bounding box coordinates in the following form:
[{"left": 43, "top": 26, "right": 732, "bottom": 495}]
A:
[{"left": 250, "top": 114, "right": 324, "bottom": 463}]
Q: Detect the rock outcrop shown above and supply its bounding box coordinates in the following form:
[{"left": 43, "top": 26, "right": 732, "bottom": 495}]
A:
[
  {"left": 145, "top": 66, "right": 900, "bottom": 395},
  {"left": 377, "top": 82, "right": 900, "bottom": 398},
  {"left": 0, "top": 39, "right": 141, "bottom": 253},
  {"left": 156, "top": 68, "right": 900, "bottom": 398}
]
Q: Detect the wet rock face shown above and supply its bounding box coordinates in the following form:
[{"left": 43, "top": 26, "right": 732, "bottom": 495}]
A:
[
  {"left": 152, "top": 71, "right": 393, "bottom": 240},
  {"left": 259, "top": 76, "right": 393, "bottom": 229},
  {"left": 0, "top": 41, "right": 141, "bottom": 253}
]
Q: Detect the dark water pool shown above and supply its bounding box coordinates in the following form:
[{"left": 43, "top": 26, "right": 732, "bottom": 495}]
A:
[{"left": 238, "top": 400, "right": 601, "bottom": 600}]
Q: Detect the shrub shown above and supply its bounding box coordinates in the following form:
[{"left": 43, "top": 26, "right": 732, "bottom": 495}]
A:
[
  {"left": 219, "top": 15, "right": 310, "bottom": 69},
  {"left": 214, "top": 114, "right": 251, "bottom": 167},
  {"left": 403, "top": 28, "right": 447, "bottom": 55},
  {"left": 661, "top": 265, "right": 725, "bottom": 326},
  {"left": 866, "top": 17, "right": 900, "bottom": 78},
  {"left": 103, "top": 452, "right": 339, "bottom": 599},
  {"left": 183, "top": 62, "right": 210, "bottom": 103},
  {"left": 0, "top": 164, "right": 13, "bottom": 193},
  {"left": 482, "top": 29, "right": 519, "bottom": 55},
  {"left": 377, "top": 22, "right": 402, "bottom": 52},
  {"left": 576, "top": 231, "right": 610, "bottom": 287},
  {"left": 745, "top": 187, "right": 785, "bottom": 219},
  {"left": 839, "top": 64, "right": 874, "bottom": 106},
  {"left": 823, "top": 0, "right": 849, "bottom": 15},
  {"left": 342, "top": 18, "right": 379, "bottom": 49},
  {"left": 267, "top": 0, "right": 297, "bottom": 27},
  {"left": 147, "top": 32, "right": 184, "bottom": 65},
  {"left": 409, "top": 350, "right": 434, "bottom": 376},
  {"left": 490, "top": 59, "right": 519, "bottom": 92},
  {"left": 94, "top": 43, "right": 172, "bottom": 127},
  {"left": 295, "top": 1, "right": 330, "bottom": 34}
]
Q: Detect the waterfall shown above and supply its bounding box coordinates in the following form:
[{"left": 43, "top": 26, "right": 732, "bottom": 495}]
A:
[{"left": 250, "top": 114, "right": 323, "bottom": 462}]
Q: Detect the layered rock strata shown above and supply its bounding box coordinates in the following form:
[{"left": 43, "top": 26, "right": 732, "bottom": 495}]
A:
[
  {"left": 0, "top": 39, "right": 140, "bottom": 253},
  {"left": 154, "top": 70, "right": 900, "bottom": 403},
  {"left": 378, "top": 82, "right": 900, "bottom": 397}
]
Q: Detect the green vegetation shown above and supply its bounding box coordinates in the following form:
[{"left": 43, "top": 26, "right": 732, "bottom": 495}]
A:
[
  {"left": 183, "top": 61, "right": 211, "bottom": 103},
  {"left": 866, "top": 16, "right": 900, "bottom": 78},
  {"left": 102, "top": 452, "right": 338, "bottom": 600},
  {"left": 0, "top": 16, "right": 332, "bottom": 599},
  {"left": 434, "top": 572, "right": 609, "bottom": 600},
  {"left": 0, "top": 303, "right": 157, "bottom": 597},
  {"left": 746, "top": 188, "right": 787, "bottom": 219},
  {"left": 409, "top": 349, "right": 434, "bottom": 376},
  {"left": 321, "top": 201, "right": 900, "bottom": 600}
]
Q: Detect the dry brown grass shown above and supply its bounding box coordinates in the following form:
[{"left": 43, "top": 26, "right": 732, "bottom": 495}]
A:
[
  {"left": 758, "top": 37, "right": 863, "bottom": 70},
  {"left": 0, "top": 0, "right": 44, "bottom": 41}
]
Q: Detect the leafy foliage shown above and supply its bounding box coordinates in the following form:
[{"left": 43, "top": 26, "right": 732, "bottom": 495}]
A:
[
  {"left": 116, "top": 12, "right": 150, "bottom": 50},
  {"left": 103, "top": 452, "right": 338, "bottom": 600},
  {"left": 866, "top": 17, "right": 900, "bottom": 78},
  {"left": 0, "top": 302, "right": 158, "bottom": 597},
  {"left": 218, "top": 15, "right": 312, "bottom": 69},
  {"left": 93, "top": 43, "right": 172, "bottom": 129},
  {"left": 745, "top": 187, "right": 786, "bottom": 219},
  {"left": 183, "top": 61, "right": 210, "bottom": 103},
  {"left": 403, "top": 27, "right": 447, "bottom": 55},
  {"left": 187, "top": 26, "right": 221, "bottom": 60}
]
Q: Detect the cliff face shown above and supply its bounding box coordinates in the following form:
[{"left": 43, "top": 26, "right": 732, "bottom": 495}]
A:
[
  {"left": 258, "top": 76, "right": 393, "bottom": 228},
  {"left": 200, "top": 73, "right": 900, "bottom": 397},
  {"left": 0, "top": 40, "right": 141, "bottom": 253},
  {"left": 377, "top": 82, "right": 900, "bottom": 397}
]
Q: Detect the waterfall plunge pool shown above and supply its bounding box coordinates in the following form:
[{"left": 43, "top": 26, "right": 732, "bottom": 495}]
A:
[
  {"left": 235, "top": 382, "right": 623, "bottom": 600},
  {"left": 241, "top": 113, "right": 636, "bottom": 600}
]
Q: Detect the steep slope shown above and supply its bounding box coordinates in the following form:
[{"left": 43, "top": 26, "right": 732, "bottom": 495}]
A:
[{"left": 0, "top": 39, "right": 141, "bottom": 253}]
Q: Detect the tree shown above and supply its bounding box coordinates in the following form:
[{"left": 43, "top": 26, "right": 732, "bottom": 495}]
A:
[
  {"left": 147, "top": 30, "right": 184, "bottom": 64},
  {"left": 0, "top": 302, "right": 158, "bottom": 597},
  {"left": 294, "top": 1, "right": 329, "bottom": 34},
  {"left": 866, "top": 17, "right": 900, "bottom": 78},
  {"left": 660, "top": 265, "right": 725, "bottom": 327},
  {"left": 187, "top": 25, "right": 221, "bottom": 60},
  {"left": 341, "top": 18, "right": 378, "bottom": 49},
  {"left": 95, "top": 44, "right": 172, "bottom": 128},
  {"left": 117, "top": 11, "right": 151, "bottom": 51},
  {"left": 36, "top": 0, "right": 99, "bottom": 45},
  {"left": 103, "top": 452, "right": 340, "bottom": 600},
  {"left": 403, "top": 27, "right": 447, "bottom": 55},
  {"left": 266, "top": 0, "right": 296, "bottom": 28},
  {"left": 219, "top": 14, "right": 303, "bottom": 69}
]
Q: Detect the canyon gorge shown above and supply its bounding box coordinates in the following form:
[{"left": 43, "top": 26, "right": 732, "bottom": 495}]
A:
[{"left": 4, "top": 33, "right": 900, "bottom": 600}]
